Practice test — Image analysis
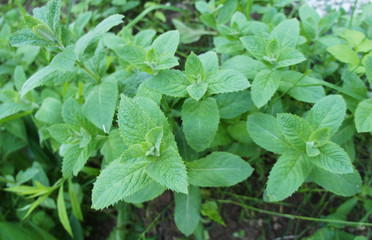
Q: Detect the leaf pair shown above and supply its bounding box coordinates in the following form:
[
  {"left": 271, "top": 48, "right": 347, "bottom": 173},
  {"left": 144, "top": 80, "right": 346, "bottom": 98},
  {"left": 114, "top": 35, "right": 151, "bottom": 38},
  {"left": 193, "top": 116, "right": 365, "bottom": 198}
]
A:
[
  {"left": 148, "top": 52, "right": 250, "bottom": 151},
  {"left": 248, "top": 95, "right": 361, "bottom": 201},
  {"left": 92, "top": 95, "right": 188, "bottom": 209}
]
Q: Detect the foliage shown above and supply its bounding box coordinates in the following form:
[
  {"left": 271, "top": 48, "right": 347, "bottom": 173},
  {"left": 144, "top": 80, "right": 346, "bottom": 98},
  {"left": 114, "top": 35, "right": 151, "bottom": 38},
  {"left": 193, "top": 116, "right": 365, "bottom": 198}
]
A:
[{"left": 1, "top": 0, "right": 372, "bottom": 239}]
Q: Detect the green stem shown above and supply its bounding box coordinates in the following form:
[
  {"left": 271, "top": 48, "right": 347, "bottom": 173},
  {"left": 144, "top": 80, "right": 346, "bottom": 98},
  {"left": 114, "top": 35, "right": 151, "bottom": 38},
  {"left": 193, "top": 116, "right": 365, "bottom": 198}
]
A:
[
  {"left": 316, "top": 79, "right": 364, "bottom": 101},
  {"left": 75, "top": 60, "right": 101, "bottom": 83},
  {"left": 217, "top": 199, "right": 372, "bottom": 227},
  {"left": 126, "top": 5, "right": 186, "bottom": 29},
  {"left": 246, "top": 0, "right": 253, "bottom": 20},
  {"left": 349, "top": 0, "right": 359, "bottom": 28}
]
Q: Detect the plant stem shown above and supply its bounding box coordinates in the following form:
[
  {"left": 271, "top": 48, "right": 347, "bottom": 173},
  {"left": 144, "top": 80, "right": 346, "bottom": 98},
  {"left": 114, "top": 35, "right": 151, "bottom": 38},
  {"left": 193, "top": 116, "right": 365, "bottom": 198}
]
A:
[
  {"left": 126, "top": 5, "right": 186, "bottom": 29},
  {"left": 75, "top": 60, "right": 101, "bottom": 83},
  {"left": 66, "top": 0, "right": 73, "bottom": 27},
  {"left": 349, "top": 0, "right": 359, "bottom": 28},
  {"left": 217, "top": 199, "right": 372, "bottom": 227}
]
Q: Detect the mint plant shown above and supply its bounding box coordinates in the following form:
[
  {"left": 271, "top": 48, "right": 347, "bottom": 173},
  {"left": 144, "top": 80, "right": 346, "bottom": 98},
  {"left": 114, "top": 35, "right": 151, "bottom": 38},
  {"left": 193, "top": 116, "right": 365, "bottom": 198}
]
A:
[
  {"left": 248, "top": 95, "right": 361, "bottom": 201},
  {"left": 2, "top": 0, "right": 372, "bottom": 238}
]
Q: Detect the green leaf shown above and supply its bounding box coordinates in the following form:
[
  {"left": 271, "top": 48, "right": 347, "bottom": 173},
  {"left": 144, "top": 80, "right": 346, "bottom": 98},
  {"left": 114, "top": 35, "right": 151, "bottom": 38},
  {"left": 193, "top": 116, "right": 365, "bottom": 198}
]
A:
[
  {"left": 68, "top": 179, "right": 83, "bottom": 221},
  {"left": 62, "top": 98, "right": 86, "bottom": 126},
  {"left": 117, "top": 94, "right": 155, "bottom": 146},
  {"left": 278, "top": 71, "right": 325, "bottom": 103},
  {"left": 14, "top": 66, "right": 27, "bottom": 91},
  {"left": 57, "top": 184, "right": 73, "bottom": 236},
  {"left": 152, "top": 30, "right": 179, "bottom": 57},
  {"left": 187, "top": 83, "right": 208, "bottom": 101},
  {"left": 251, "top": 69, "right": 282, "bottom": 108},
  {"left": 217, "top": 0, "right": 237, "bottom": 24},
  {"left": 327, "top": 44, "right": 360, "bottom": 66},
  {"left": 277, "top": 113, "right": 313, "bottom": 151},
  {"left": 270, "top": 19, "right": 299, "bottom": 49},
  {"left": 186, "top": 152, "right": 253, "bottom": 187},
  {"left": 20, "top": 66, "right": 57, "bottom": 96},
  {"left": 145, "top": 147, "right": 188, "bottom": 193},
  {"left": 48, "top": 124, "right": 75, "bottom": 144},
  {"left": 75, "top": 14, "right": 124, "bottom": 58},
  {"left": 51, "top": 45, "right": 76, "bottom": 72},
  {"left": 200, "top": 201, "right": 225, "bottom": 226},
  {"left": 309, "top": 142, "right": 353, "bottom": 174},
  {"left": 306, "top": 95, "right": 346, "bottom": 136},
  {"left": 355, "top": 98, "right": 372, "bottom": 133},
  {"left": 101, "top": 129, "right": 128, "bottom": 168},
  {"left": 92, "top": 159, "right": 152, "bottom": 209},
  {"left": 240, "top": 36, "right": 266, "bottom": 60},
  {"left": 306, "top": 142, "right": 320, "bottom": 157},
  {"left": 221, "top": 55, "right": 266, "bottom": 80},
  {"left": 174, "top": 186, "right": 201, "bottom": 236},
  {"left": 205, "top": 69, "right": 250, "bottom": 94},
  {"left": 365, "top": 56, "right": 372, "bottom": 86},
  {"left": 0, "top": 222, "right": 57, "bottom": 240},
  {"left": 267, "top": 150, "right": 312, "bottom": 201},
  {"left": 46, "top": 0, "right": 61, "bottom": 32},
  {"left": 10, "top": 29, "right": 54, "bottom": 47},
  {"left": 124, "top": 181, "right": 166, "bottom": 203},
  {"left": 309, "top": 127, "right": 330, "bottom": 147},
  {"left": 61, "top": 142, "right": 96, "bottom": 177},
  {"left": 147, "top": 70, "right": 190, "bottom": 97},
  {"left": 185, "top": 52, "right": 206, "bottom": 83},
  {"left": 276, "top": 48, "right": 306, "bottom": 68},
  {"left": 181, "top": 97, "right": 220, "bottom": 152},
  {"left": 198, "top": 51, "right": 219, "bottom": 73},
  {"left": 0, "top": 102, "right": 32, "bottom": 123},
  {"left": 32, "top": 24, "right": 55, "bottom": 41},
  {"left": 310, "top": 166, "right": 362, "bottom": 196},
  {"left": 247, "top": 113, "right": 291, "bottom": 154},
  {"left": 35, "top": 97, "right": 62, "bottom": 124},
  {"left": 215, "top": 91, "right": 254, "bottom": 119},
  {"left": 83, "top": 81, "right": 118, "bottom": 133}
]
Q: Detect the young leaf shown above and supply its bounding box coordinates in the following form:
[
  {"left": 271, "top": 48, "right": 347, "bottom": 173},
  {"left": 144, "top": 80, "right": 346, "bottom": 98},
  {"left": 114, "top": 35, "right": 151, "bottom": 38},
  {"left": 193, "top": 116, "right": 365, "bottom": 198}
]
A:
[
  {"left": 57, "top": 184, "right": 73, "bottom": 236},
  {"left": 185, "top": 52, "right": 206, "bottom": 83},
  {"left": 205, "top": 69, "right": 250, "bottom": 94},
  {"left": 187, "top": 83, "right": 208, "bottom": 101},
  {"left": 32, "top": 24, "right": 55, "bottom": 41},
  {"left": 181, "top": 97, "right": 220, "bottom": 152},
  {"left": 270, "top": 19, "right": 299, "bottom": 49},
  {"left": 147, "top": 70, "right": 190, "bottom": 97},
  {"left": 309, "top": 127, "right": 330, "bottom": 147},
  {"left": 277, "top": 113, "right": 313, "bottom": 151},
  {"left": 306, "top": 95, "right": 346, "bottom": 136},
  {"left": 198, "top": 51, "right": 219, "bottom": 73},
  {"left": 145, "top": 147, "right": 188, "bottom": 193},
  {"left": 83, "top": 81, "right": 118, "bottom": 133},
  {"left": 355, "top": 98, "right": 372, "bottom": 133},
  {"left": 310, "top": 166, "right": 362, "bottom": 196},
  {"left": 247, "top": 113, "right": 291, "bottom": 154},
  {"left": 251, "top": 69, "right": 281, "bottom": 108},
  {"left": 266, "top": 150, "right": 312, "bottom": 201},
  {"left": 174, "top": 186, "right": 201, "bottom": 236},
  {"left": 50, "top": 45, "right": 76, "bottom": 72},
  {"left": 92, "top": 160, "right": 152, "bottom": 209},
  {"left": 186, "top": 152, "right": 253, "bottom": 187},
  {"left": 117, "top": 94, "right": 155, "bottom": 146},
  {"left": 309, "top": 142, "right": 353, "bottom": 174}
]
